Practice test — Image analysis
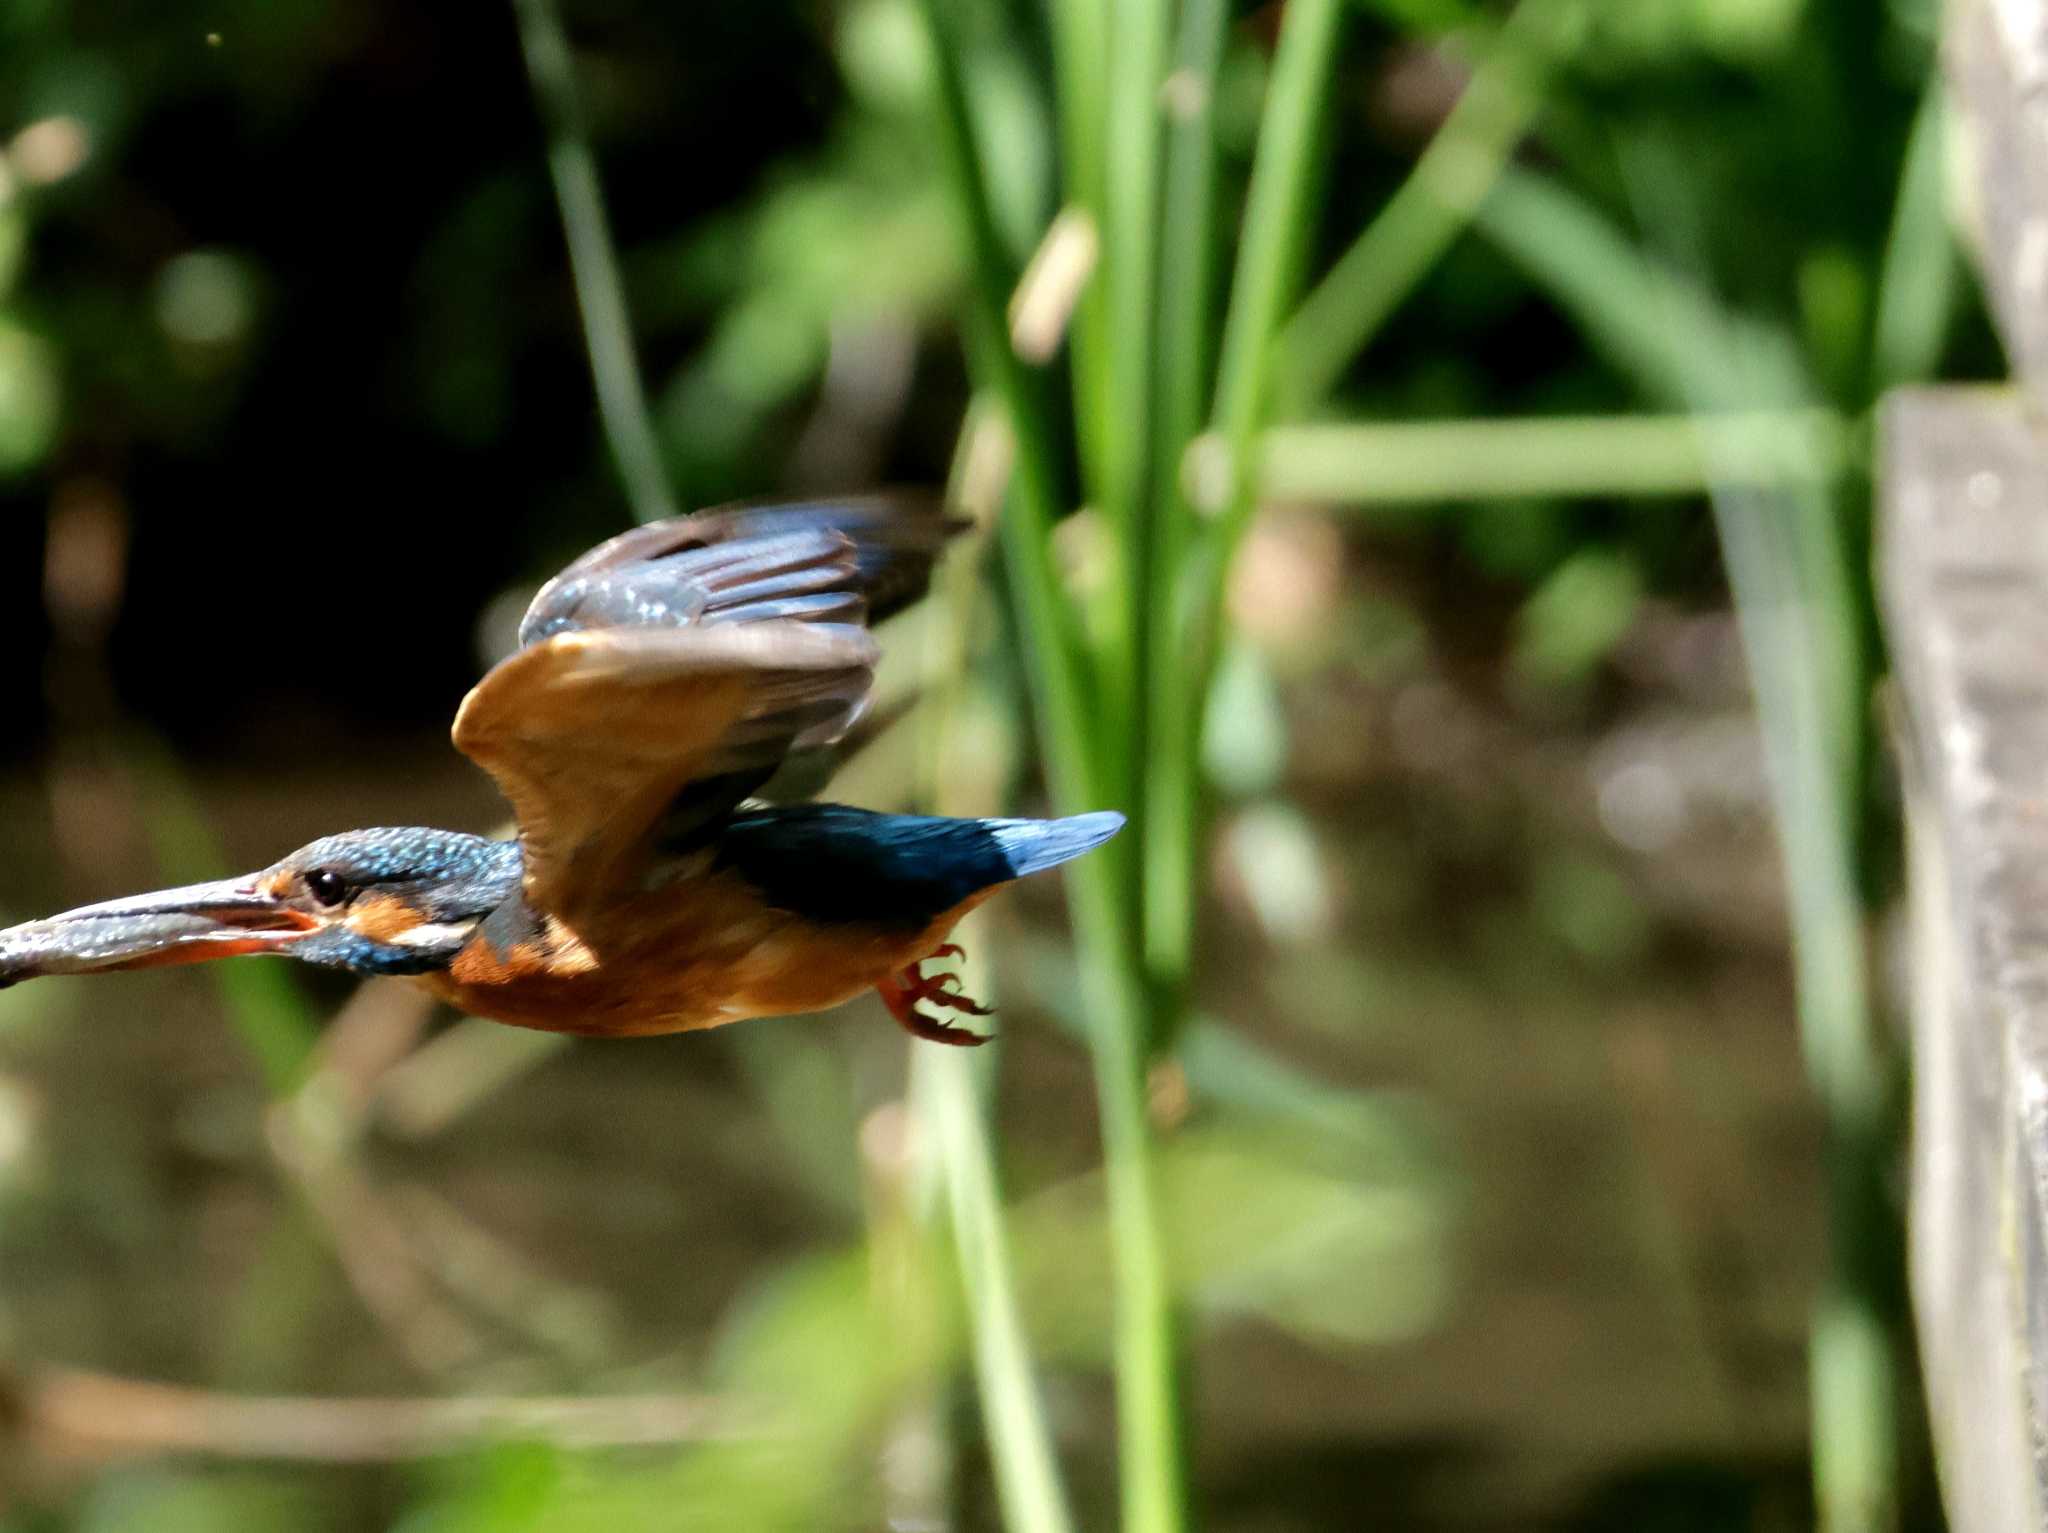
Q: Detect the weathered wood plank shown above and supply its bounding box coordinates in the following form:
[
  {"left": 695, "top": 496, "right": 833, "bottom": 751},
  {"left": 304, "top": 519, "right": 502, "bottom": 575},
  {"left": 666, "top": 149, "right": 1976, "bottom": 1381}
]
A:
[
  {"left": 1948, "top": 0, "right": 2048, "bottom": 394},
  {"left": 1883, "top": 386, "right": 2048, "bottom": 1533}
]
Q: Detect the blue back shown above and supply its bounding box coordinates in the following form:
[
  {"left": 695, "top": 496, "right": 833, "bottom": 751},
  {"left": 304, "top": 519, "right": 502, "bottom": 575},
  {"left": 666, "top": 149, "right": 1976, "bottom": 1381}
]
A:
[
  {"left": 712, "top": 806, "right": 1013, "bottom": 927},
  {"left": 710, "top": 805, "right": 1121, "bottom": 929}
]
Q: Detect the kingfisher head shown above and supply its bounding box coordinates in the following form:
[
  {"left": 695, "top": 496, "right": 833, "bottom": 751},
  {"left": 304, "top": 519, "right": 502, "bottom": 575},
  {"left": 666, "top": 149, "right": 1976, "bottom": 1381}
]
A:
[{"left": 0, "top": 828, "right": 524, "bottom": 985}]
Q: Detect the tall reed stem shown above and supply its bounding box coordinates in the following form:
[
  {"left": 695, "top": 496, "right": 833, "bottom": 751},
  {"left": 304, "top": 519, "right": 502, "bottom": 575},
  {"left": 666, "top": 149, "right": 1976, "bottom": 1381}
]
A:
[
  {"left": 511, "top": 0, "right": 678, "bottom": 525},
  {"left": 916, "top": 4, "right": 1185, "bottom": 1527}
]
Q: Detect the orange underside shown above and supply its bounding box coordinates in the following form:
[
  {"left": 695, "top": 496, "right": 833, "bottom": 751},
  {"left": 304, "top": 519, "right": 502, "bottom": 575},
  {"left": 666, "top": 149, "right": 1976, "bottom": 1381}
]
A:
[{"left": 422, "top": 870, "right": 1000, "bottom": 1039}]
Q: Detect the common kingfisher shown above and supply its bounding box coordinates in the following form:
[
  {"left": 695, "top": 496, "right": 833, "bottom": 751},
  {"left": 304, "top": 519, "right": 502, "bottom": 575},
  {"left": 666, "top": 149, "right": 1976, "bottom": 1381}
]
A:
[{"left": 0, "top": 499, "right": 1121, "bottom": 1045}]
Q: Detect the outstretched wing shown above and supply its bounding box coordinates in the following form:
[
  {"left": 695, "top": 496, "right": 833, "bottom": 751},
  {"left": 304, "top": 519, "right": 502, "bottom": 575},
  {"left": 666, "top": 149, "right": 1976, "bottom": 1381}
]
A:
[
  {"left": 456, "top": 498, "right": 958, "bottom": 914},
  {"left": 453, "top": 622, "right": 878, "bottom": 915},
  {"left": 518, "top": 495, "right": 967, "bottom": 646}
]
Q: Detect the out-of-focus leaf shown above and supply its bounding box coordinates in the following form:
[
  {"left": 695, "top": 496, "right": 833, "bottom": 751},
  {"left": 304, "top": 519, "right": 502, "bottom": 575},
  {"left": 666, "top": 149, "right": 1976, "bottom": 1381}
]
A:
[
  {"left": 1511, "top": 546, "right": 1641, "bottom": 687},
  {"left": 837, "top": 0, "right": 932, "bottom": 112},
  {"left": 1014, "top": 1117, "right": 1455, "bottom": 1352},
  {"left": 77, "top": 1469, "right": 341, "bottom": 1533},
  {"left": 1177, "top": 1017, "right": 1445, "bottom": 1171},
  {"left": 703, "top": 292, "right": 825, "bottom": 409},
  {"left": 18, "top": 51, "right": 129, "bottom": 161},
  {"left": 1350, "top": 0, "right": 1482, "bottom": 35},
  {"left": 1460, "top": 497, "right": 1571, "bottom": 579},
  {"left": 0, "top": 316, "right": 58, "bottom": 473},
  {"left": 1219, "top": 800, "right": 1334, "bottom": 944},
  {"left": 963, "top": 41, "right": 1051, "bottom": 259},
  {"left": 0, "top": 210, "right": 26, "bottom": 297},
  {"left": 1202, "top": 639, "right": 1289, "bottom": 797},
  {"left": 399, "top": 1249, "right": 940, "bottom": 1533},
  {"left": 725, "top": 1027, "right": 866, "bottom": 1214},
  {"left": 154, "top": 248, "right": 262, "bottom": 374},
  {"left": 1167, "top": 1124, "right": 1451, "bottom": 1343},
  {"left": 1795, "top": 245, "right": 1868, "bottom": 398},
  {"left": 1529, "top": 849, "right": 1653, "bottom": 968},
  {"left": 1576, "top": 0, "right": 1802, "bottom": 69},
  {"left": 397, "top": 1444, "right": 566, "bottom": 1533}
]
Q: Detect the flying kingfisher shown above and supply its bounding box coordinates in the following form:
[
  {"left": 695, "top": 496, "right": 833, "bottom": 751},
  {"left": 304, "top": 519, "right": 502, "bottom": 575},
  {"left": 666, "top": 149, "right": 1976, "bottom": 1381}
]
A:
[{"left": 0, "top": 499, "right": 1121, "bottom": 1045}]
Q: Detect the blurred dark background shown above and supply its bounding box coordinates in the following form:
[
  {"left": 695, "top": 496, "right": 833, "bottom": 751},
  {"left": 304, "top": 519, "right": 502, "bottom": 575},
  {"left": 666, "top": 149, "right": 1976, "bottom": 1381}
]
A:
[{"left": 1, "top": 0, "right": 955, "bottom": 751}]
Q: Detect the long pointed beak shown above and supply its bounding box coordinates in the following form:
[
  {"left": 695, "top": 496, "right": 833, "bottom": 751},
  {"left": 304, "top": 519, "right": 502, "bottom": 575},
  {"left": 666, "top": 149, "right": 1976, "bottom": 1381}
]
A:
[{"left": 0, "top": 876, "right": 319, "bottom": 986}]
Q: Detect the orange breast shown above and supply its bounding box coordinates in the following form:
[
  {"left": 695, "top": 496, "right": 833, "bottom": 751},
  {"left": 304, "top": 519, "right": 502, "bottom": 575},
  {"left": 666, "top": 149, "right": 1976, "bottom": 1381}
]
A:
[{"left": 422, "top": 869, "right": 984, "bottom": 1038}]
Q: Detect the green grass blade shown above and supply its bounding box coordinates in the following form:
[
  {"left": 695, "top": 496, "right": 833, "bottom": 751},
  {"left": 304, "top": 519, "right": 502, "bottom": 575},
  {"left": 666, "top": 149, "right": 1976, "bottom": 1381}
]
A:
[
  {"left": 917, "top": 8, "right": 1185, "bottom": 1527},
  {"left": 1479, "top": 162, "right": 1899, "bottom": 1533},
  {"left": 1276, "top": 0, "right": 1568, "bottom": 414},
  {"left": 1208, "top": 0, "right": 1343, "bottom": 472},
  {"left": 511, "top": 0, "right": 680, "bottom": 525},
  {"left": 912, "top": 416, "right": 1078, "bottom": 1533},
  {"left": 1099, "top": 0, "right": 1170, "bottom": 873},
  {"left": 918, "top": 1043, "right": 1078, "bottom": 1533},
  {"left": 1258, "top": 410, "right": 1849, "bottom": 503},
  {"left": 1172, "top": 0, "right": 1345, "bottom": 899},
  {"left": 1871, "top": 83, "right": 1956, "bottom": 395},
  {"left": 1140, "top": 0, "right": 1230, "bottom": 1017},
  {"left": 1103, "top": 0, "right": 1166, "bottom": 526},
  {"left": 1475, "top": 167, "right": 1730, "bottom": 404},
  {"left": 915, "top": 0, "right": 1098, "bottom": 809},
  {"left": 1047, "top": 0, "right": 1113, "bottom": 499},
  {"left": 1156, "top": 0, "right": 1228, "bottom": 463}
]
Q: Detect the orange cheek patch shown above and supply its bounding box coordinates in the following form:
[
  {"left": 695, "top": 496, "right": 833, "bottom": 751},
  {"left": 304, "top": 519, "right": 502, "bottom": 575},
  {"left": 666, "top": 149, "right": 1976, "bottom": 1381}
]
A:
[{"left": 347, "top": 894, "right": 419, "bottom": 942}]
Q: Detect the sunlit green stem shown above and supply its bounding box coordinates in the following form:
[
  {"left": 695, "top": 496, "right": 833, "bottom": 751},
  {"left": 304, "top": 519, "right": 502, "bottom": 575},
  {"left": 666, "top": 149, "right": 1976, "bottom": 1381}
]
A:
[
  {"left": 1259, "top": 410, "right": 1850, "bottom": 504},
  {"left": 920, "top": 5, "right": 1097, "bottom": 811},
  {"left": 1141, "top": 0, "right": 1229, "bottom": 1025},
  {"left": 1174, "top": 0, "right": 1344, "bottom": 908},
  {"left": 1870, "top": 86, "right": 1955, "bottom": 396},
  {"left": 905, "top": 408, "right": 1077, "bottom": 1533},
  {"left": 511, "top": 0, "right": 679, "bottom": 525},
  {"left": 917, "top": 5, "right": 1184, "bottom": 1529},
  {"left": 917, "top": 1044, "right": 1077, "bottom": 1533},
  {"left": 1208, "top": 0, "right": 1342, "bottom": 481},
  {"left": 1048, "top": 0, "right": 1112, "bottom": 499},
  {"left": 1101, "top": 0, "right": 1169, "bottom": 825}
]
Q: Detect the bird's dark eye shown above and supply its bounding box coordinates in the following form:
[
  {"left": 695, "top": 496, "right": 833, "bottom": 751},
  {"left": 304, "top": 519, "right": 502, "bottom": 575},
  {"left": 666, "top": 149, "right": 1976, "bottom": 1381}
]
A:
[{"left": 305, "top": 868, "right": 350, "bottom": 907}]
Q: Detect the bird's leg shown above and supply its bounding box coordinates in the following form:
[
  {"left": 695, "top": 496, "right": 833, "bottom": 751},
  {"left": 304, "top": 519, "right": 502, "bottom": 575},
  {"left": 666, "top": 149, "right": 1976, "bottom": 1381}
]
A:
[{"left": 877, "top": 945, "right": 993, "bottom": 1046}]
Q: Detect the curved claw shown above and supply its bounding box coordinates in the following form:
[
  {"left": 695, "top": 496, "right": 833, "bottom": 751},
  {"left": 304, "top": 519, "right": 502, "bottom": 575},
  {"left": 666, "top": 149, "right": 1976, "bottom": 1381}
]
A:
[
  {"left": 898, "top": 1006, "right": 988, "bottom": 1047},
  {"left": 930, "top": 981, "right": 994, "bottom": 1017},
  {"left": 876, "top": 945, "right": 995, "bottom": 1043}
]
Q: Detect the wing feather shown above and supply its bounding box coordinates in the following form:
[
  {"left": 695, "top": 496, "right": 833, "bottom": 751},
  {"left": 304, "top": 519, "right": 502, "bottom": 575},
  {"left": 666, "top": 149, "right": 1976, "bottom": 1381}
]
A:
[
  {"left": 458, "top": 497, "right": 961, "bottom": 913},
  {"left": 517, "top": 496, "right": 965, "bottom": 645},
  {"left": 452, "top": 622, "right": 877, "bottom": 914}
]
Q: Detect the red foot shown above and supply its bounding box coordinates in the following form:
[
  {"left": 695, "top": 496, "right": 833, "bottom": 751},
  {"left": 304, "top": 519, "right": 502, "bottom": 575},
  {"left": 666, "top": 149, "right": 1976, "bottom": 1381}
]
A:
[{"left": 877, "top": 947, "right": 993, "bottom": 1046}]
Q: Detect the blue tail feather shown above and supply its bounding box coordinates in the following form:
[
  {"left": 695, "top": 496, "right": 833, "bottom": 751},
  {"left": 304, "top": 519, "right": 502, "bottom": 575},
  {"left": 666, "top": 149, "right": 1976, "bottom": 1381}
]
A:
[{"left": 987, "top": 811, "right": 1126, "bottom": 877}]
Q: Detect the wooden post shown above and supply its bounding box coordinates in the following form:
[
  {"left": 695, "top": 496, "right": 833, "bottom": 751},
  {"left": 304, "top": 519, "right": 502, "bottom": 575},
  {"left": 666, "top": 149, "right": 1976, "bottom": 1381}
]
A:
[
  {"left": 1885, "top": 391, "right": 2048, "bottom": 1532},
  {"left": 1880, "top": 3, "right": 2048, "bottom": 1526}
]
